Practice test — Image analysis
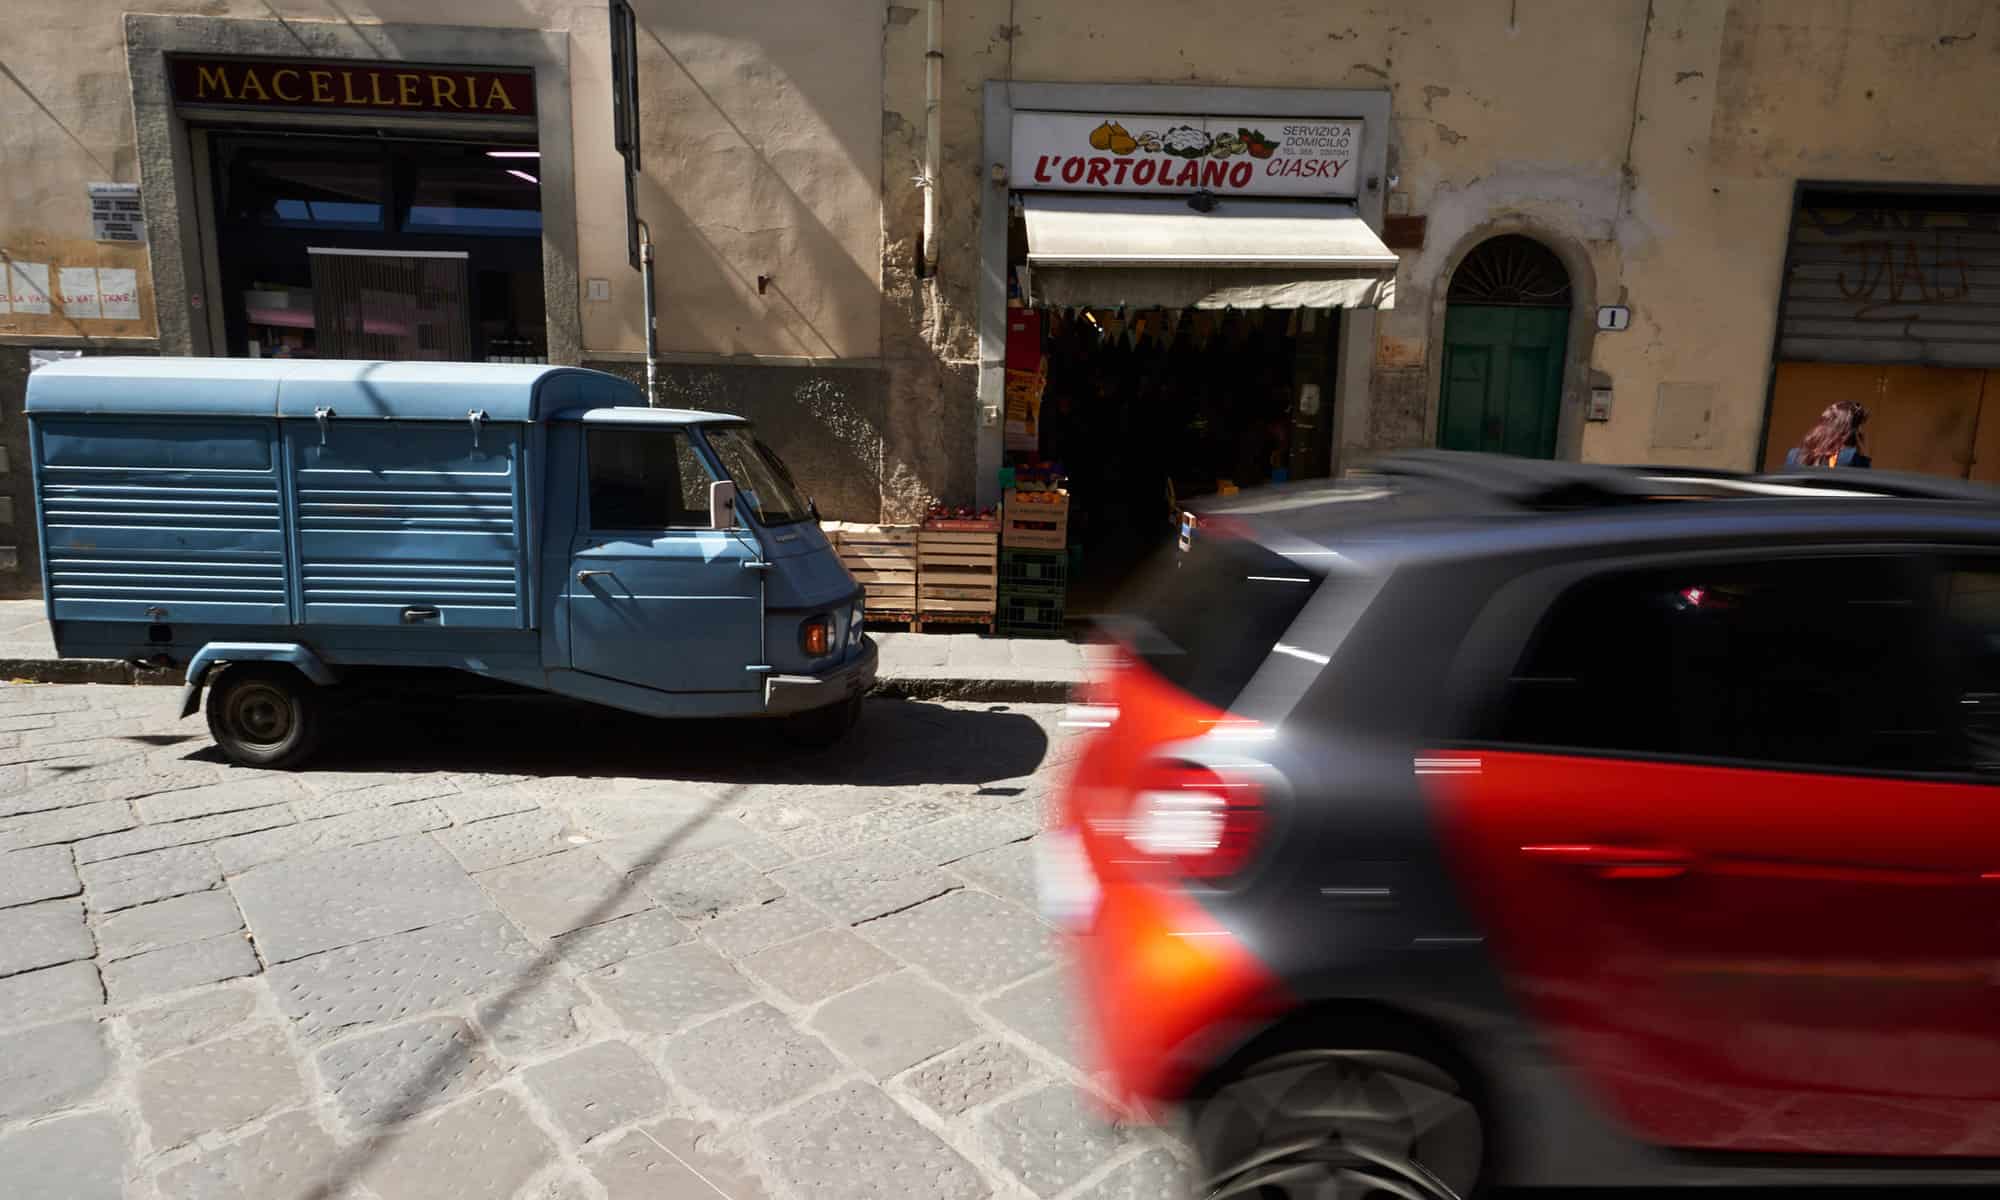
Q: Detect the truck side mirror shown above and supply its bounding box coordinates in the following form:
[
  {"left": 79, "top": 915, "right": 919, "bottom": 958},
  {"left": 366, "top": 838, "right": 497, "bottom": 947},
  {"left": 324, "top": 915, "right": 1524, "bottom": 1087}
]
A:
[{"left": 709, "top": 479, "right": 739, "bottom": 529}]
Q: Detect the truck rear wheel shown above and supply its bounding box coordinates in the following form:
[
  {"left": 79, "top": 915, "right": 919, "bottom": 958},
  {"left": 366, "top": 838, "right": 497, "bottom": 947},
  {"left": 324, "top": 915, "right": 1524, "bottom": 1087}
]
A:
[{"left": 206, "top": 665, "right": 323, "bottom": 769}]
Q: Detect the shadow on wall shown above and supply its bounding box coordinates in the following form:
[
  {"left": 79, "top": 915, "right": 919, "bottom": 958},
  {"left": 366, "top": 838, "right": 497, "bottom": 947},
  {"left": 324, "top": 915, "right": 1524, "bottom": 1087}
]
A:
[
  {"left": 586, "top": 356, "right": 888, "bottom": 523},
  {"left": 629, "top": 11, "right": 881, "bottom": 360}
]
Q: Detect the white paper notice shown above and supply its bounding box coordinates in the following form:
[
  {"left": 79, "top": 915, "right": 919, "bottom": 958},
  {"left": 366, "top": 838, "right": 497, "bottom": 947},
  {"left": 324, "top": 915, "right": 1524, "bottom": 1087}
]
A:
[
  {"left": 7, "top": 262, "right": 51, "bottom": 315},
  {"left": 97, "top": 268, "right": 140, "bottom": 320},
  {"left": 58, "top": 267, "right": 102, "bottom": 319}
]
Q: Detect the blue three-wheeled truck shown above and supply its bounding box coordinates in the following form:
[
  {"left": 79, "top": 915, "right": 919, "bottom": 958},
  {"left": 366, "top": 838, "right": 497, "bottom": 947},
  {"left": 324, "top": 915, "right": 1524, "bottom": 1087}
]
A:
[{"left": 25, "top": 358, "right": 876, "bottom": 767}]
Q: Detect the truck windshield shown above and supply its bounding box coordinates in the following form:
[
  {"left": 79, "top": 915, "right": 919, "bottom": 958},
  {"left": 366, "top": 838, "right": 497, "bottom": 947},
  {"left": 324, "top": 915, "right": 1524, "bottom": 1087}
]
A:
[{"left": 703, "top": 427, "right": 813, "bottom": 526}]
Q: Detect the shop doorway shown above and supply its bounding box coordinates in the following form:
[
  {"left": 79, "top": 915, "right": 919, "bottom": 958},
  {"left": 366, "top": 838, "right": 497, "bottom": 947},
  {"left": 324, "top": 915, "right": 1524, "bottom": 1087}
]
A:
[
  {"left": 1439, "top": 234, "right": 1572, "bottom": 457},
  {"left": 201, "top": 131, "right": 546, "bottom": 362},
  {"left": 1022, "top": 305, "right": 1341, "bottom": 612}
]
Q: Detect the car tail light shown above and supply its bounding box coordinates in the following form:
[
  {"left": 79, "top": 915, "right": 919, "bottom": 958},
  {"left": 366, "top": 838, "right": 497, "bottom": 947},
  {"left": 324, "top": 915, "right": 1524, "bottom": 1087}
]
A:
[
  {"left": 1125, "top": 761, "right": 1264, "bottom": 880},
  {"left": 801, "top": 615, "right": 834, "bottom": 657}
]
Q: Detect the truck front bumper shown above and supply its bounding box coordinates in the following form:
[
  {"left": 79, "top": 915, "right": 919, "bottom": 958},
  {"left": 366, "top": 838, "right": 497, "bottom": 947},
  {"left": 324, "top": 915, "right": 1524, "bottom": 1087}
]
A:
[{"left": 764, "top": 634, "right": 878, "bottom": 716}]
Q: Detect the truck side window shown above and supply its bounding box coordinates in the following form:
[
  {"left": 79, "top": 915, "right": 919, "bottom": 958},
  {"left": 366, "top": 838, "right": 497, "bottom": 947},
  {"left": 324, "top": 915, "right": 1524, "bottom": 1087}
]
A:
[{"left": 585, "top": 427, "right": 711, "bottom": 531}]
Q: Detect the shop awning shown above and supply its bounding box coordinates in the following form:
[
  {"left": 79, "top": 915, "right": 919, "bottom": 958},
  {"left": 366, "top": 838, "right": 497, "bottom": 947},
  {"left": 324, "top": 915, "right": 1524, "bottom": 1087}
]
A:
[{"left": 1021, "top": 194, "right": 1399, "bottom": 310}]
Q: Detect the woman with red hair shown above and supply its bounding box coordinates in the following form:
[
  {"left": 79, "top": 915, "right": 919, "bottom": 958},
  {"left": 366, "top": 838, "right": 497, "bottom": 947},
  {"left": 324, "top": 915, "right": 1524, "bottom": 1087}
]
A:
[{"left": 1785, "top": 399, "right": 1872, "bottom": 469}]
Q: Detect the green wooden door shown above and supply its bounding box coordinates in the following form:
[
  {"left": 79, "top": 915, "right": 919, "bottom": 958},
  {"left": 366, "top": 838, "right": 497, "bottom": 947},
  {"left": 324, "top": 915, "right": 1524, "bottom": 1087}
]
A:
[{"left": 1439, "top": 305, "right": 1568, "bottom": 457}]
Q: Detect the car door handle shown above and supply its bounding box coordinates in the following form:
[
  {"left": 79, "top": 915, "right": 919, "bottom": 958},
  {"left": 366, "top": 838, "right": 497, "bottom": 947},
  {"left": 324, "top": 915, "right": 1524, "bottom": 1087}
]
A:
[
  {"left": 1521, "top": 843, "right": 1692, "bottom": 880},
  {"left": 576, "top": 570, "right": 612, "bottom": 585}
]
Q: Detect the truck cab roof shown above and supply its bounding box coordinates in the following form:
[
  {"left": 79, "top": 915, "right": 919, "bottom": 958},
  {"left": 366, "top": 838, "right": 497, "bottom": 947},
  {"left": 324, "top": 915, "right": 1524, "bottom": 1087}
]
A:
[{"left": 22, "top": 357, "right": 679, "bottom": 424}]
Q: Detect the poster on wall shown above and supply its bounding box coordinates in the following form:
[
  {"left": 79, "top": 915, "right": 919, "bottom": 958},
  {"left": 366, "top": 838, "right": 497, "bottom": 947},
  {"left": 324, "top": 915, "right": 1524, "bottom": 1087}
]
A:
[
  {"left": 1010, "top": 112, "right": 1361, "bottom": 199},
  {"left": 98, "top": 268, "right": 140, "bottom": 320},
  {"left": 58, "top": 267, "right": 102, "bottom": 319},
  {"left": 6, "top": 262, "right": 51, "bottom": 315}
]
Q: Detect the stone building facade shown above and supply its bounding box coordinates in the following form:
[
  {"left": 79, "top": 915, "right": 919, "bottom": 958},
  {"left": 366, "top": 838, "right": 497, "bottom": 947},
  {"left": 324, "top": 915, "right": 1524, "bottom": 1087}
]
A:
[{"left": 3, "top": 1, "right": 1999, "bottom": 596}]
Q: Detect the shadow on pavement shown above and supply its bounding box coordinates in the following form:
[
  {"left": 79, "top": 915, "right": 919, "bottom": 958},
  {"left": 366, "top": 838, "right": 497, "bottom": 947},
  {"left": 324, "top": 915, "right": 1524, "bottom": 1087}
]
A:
[
  {"left": 298, "top": 786, "right": 741, "bottom": 1199},
  {"left": 167, "top": 695, "right": 1054, "bottom": 787}
]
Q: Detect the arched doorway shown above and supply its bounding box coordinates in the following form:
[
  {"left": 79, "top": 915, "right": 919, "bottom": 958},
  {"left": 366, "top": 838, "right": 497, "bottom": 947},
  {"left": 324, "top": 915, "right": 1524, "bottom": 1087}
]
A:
[{"left": 1438, "top": 234, "right": 1572, "bottom": 457}]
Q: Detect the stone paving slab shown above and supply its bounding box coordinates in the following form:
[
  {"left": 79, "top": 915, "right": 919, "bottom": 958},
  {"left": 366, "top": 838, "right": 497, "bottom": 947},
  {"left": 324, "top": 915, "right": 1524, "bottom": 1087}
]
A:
[
  {"left": 103, "top": 931, "right": 261, "bottom": 1004},
  {"left": 522, "top": 1039, "right": 670, "bottom": 1145},
  {"left": 477, "top": 847, "right": 651, "bottom": 939},
  {"left": 0, "top": 1017, "right": 112, "bottom": 1121},
  {"left": 579, "top": 941, "right": 755, "bottom": 1035},
  {"left": 663, "top": 1002, "right": 844, "bottom": 1116},
  {"left": 0, "top": 685, "right": 1140, "bottom": 1200},
  {"left": 316, "top": 1016, "right": 502, "bottom": 1128},
  {"left": 77, "top": 843, "right": 221, "bottom": 913},
  {"left": 137, "top": 1025, "right": 305, "bottom": 1150},
  {"left": 811, "top": 972, "right": 979, "bottom": 1080},
  {"left": 125, "top": 984, "right": 258, "bottom": 1059},
  {"left": 4, "top": 1110, "right": 130, "bottom": 1200},
  {"left": 0, "top": 896, "right": 93, "bottom": 976},
  {"left": 95, "top": 890, "right": 244, "bottom": 962},
  {"left": 859, "top": 886, "right": 1055, "bottom": 994},
  {"left": 232, "top": 834, "right": 492, "bottom": 963},
  {"left": 0, "top": 960, "right": 103, "bottom": 1031},
  {"left": 0, "top": 844, "right": 80, "bottom": 908},
  {"left": 263, "top": 912, "right": 537, "bottom": 1042},
  {"left": 758, "top": 1081, "right": 989, "bottom": 1200}
]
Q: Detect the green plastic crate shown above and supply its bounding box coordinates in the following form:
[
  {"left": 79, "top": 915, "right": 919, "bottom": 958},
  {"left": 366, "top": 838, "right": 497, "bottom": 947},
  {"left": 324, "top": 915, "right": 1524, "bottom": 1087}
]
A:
[
  {"left": 999, "top": 548, "right": 1067, "bottom": 594},
  {"left": 999, "top": 593, "right": 1066, "bottom": 637}
]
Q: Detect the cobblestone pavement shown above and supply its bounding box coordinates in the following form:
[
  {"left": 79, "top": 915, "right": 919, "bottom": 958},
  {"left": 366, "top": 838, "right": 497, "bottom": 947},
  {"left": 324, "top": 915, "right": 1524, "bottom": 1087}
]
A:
[{"left": 0, "top": 683, "right": 1197, "bottom": 1200}]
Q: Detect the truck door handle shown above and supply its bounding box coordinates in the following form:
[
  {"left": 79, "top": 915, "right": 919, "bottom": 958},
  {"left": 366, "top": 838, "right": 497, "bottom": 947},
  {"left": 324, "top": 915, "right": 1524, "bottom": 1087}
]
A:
[
  {"left": 576, "top": 570, "right": 612, "bottom": 585},
  {"left": 401, "top": 606, "right": 440, "bottom": 624},
  {"left": 1521, "top": 843, "right": 1692, "bottom": 880}
]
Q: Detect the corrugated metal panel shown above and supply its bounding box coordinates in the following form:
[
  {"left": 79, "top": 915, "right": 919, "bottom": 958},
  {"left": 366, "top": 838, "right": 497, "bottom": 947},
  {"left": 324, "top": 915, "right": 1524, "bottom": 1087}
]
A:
[
  {"left": 289, "top": 422, "right": 527, "bottom": 629},
  {"left": 35, "top": 418, "right": 288, "bottom": 625},
  {"left": 1779, "top": 205, "right": 2000, "bottom": 368}
]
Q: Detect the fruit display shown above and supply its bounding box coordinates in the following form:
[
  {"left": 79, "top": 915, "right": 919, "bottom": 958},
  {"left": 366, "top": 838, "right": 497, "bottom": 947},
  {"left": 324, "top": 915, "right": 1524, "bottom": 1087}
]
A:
[
  {"left": 927, "top": 503, "right": 997, "bottom": 521},
  {"left": 1009, "top": 465, "right": 1067, "bottom": 500}
]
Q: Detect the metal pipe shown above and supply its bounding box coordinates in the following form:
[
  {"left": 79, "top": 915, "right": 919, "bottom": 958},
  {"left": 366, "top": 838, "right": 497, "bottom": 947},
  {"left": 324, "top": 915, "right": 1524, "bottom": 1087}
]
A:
[
  {"left": 637, "top": 218, "right": 659, "bottom": 405},
  {"left": 922, "top": 0, "right": 942, "bottom": 277}
]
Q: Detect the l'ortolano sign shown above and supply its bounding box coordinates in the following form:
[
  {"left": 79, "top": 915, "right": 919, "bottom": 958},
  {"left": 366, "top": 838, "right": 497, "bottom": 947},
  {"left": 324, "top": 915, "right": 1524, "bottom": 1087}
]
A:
[{"left": 1010, "top": 111, "right": 1361, "bottom": 199}]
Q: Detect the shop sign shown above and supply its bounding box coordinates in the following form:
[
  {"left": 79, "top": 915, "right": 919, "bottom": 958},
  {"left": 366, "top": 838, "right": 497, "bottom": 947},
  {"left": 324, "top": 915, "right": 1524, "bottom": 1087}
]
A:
[
  {"left": 1011, "top": 111, "right": 1361, "bottom": 199},
  {"left": 170, "top": 56, "right": 535, "bottom": 118}
]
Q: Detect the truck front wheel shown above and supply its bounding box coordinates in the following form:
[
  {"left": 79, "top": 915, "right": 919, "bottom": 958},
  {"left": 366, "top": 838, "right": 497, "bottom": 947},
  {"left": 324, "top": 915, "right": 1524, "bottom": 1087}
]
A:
[
  {"left": 206, "top": 665, "right": 323, "bottom": 769},
  {"left": 784, "top": 694, "right": 862, "bottom": 750}
]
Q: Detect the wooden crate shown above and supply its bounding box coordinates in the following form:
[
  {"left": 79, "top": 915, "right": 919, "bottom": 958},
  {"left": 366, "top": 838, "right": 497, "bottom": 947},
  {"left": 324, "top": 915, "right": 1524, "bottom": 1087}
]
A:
[
  {"left": 1002, "top": 489, "right": 1070, "bottom": 550},
  {"left": 831, "top": 523, "right": 919, "bottom": 618},
  {"left": 918, "top": 527, "right": 998, "bottom": 622}
]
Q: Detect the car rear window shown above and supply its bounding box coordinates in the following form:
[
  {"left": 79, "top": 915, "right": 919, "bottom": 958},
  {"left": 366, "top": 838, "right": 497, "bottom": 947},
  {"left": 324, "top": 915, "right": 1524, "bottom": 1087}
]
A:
[{"left": 1106, "top": 530, "right": 1325, "bottom": 711}]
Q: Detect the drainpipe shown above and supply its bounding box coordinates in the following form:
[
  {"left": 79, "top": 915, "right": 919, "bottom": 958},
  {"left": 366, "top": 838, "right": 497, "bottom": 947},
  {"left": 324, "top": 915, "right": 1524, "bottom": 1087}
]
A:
[
  {"left": 921, "top": 0, "right": 942, "bottom": 277},
  {"left": 637, "top": 219, "right": 659, "bottom": 405}
]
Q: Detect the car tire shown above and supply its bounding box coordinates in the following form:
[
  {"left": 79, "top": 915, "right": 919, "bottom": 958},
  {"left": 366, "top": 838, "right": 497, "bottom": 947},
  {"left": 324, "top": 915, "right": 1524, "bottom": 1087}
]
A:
[
  {"left": 784, "top": 695, "right": 862, "bottom": 749},
  {"left": 1189, "top": 1039, "right": 1485, "bottom": 1200},
  {"left": 205, "top": 664, "right": 324, "bottom": 769}
]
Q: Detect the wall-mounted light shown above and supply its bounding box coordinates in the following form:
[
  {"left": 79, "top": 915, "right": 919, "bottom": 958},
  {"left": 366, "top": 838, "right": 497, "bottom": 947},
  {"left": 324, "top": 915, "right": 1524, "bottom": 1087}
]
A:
[
  {"left": 506, "top": 169, "right": 539, "bottom": 185},
  {"left": 486, "top": 150, "right": 540, "bottom": 159}
]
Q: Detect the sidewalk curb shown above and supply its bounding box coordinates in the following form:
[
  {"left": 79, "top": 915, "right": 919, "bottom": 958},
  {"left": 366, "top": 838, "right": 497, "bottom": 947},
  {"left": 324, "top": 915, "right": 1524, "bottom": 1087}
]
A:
[{"left": 0, "top": 657, "right": 1078, "bottom": 704}]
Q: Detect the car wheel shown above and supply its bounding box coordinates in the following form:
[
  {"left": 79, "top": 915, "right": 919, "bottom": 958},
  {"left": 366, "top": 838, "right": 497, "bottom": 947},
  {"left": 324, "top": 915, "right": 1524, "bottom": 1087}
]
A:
[
  {"left": 1190, "top": 1045, "right": 1484, "bottom": 1199},
  {"left": 205, "top": 664, "right": 323, "bottom": 769},
  {"left": 783, "top": 695, "right": 863, "bottom": 749}
]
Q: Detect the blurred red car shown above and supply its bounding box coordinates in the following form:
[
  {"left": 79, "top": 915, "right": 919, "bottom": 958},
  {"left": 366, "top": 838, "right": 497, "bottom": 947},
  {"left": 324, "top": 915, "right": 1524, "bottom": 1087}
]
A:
[{"left": 1044, "top": 453, "right": 2000, "bottom": 1196}]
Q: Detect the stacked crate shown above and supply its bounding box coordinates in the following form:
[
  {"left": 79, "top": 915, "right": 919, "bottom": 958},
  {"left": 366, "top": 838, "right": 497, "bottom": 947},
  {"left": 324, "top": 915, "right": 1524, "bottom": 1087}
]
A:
[
  {"left": 917, "top": 521, "right": 999, "bottom": 631},
  {"left": 829, "top": 523, "right": 919, "bottom": 625},
  {"left": 998, "top": 487, "right": 1069, "bottom": 636},
  {"left": 1000, "top": 487, "right": 1069, "bottom": 551},
  {"left": 998, "top": 545, "right": 1067, "bottom": 636}
]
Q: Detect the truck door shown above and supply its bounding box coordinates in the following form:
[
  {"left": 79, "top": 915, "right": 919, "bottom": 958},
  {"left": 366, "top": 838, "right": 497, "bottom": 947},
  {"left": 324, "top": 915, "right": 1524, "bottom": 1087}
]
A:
[{"left": 567, "top": 424, "right": 762, "bottom": 693}]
